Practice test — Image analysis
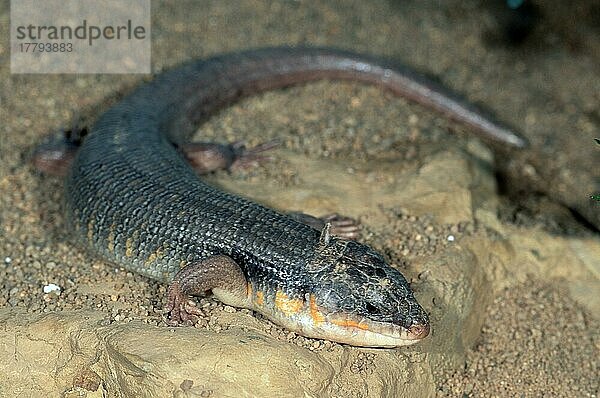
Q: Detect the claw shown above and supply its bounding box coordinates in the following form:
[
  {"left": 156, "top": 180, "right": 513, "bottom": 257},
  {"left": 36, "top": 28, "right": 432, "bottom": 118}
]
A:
[
  {"left": 321, "top": 213, "right": 361, "bottom": 239},
  {"left": 164, "top": 281, "right": 202, "bottom": 326},
  {"left": 230, "top": 139, "right": 280, "bottom": 171},
  {"left": 182, "top": 139, "right": 279, "bottom": 174},
  {"left": 288, "top": 211, "right": 361, "bottom": 239},
  {"left": 32, "top": 114, "right": 88, "bottom": 176}
]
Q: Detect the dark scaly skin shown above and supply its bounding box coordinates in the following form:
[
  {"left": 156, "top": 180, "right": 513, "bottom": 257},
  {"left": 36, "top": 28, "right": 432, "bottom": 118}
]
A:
[{"left": 65, "top": 47, "right": 526, "bottom": 347}]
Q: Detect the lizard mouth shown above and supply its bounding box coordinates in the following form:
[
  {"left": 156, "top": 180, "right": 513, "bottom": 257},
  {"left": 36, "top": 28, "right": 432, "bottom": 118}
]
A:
[
  {"left": 251, "top": 292, "right": 430, "bottom": 347},
  {"left": 267, "top": 310, "right": 431, "bottom": 347},
  {"left": 299, "top": 313, "right": 430, "bottom": 347}
]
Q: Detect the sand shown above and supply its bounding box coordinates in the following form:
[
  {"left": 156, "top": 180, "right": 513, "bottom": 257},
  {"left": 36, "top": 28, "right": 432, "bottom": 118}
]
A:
[{"left": 1, "top": 0, "right": 598, "bottom": 397}]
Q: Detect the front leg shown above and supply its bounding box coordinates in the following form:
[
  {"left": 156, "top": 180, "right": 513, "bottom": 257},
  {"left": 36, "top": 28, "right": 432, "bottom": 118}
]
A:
[
  {"left": 164, "top": 255, "right": 249, "bottom": 325},
  {"left": 287, "top": 212, "right": 361, "bottom": 240}
]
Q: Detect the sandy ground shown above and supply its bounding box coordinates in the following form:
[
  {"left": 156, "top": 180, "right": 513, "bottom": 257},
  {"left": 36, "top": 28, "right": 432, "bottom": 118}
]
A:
[
  {"left": 438, "top": 279, "right": 598, "bottom": 397},
  {"left": 1, "top": 1, "right": 599, "bottom": 397}
]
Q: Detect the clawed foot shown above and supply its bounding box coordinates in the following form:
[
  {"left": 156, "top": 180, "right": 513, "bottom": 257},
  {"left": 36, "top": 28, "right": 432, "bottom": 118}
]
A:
[
  {"left": 288, "top": 212, "right": 361, "bottom": 239},
  {"left": 181, "top": 139, "right": 279, "bottom": 174},
  {"left": 32, "top": 116, "right": 88, "bottom": 176},
  {"left": 229, "top": 139, "right": 280, "bottom": 171},
  {"left": 163, "top": 281, "right": 203, "bottom": 326},
  {"left": 321, "top": 213, "right": 360, "bottom": 239}
]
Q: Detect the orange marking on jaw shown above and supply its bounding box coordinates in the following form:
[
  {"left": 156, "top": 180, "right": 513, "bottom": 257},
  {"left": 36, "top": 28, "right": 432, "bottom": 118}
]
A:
[
  {"left": 309, "top": 294, "right": 325, "bottom": 325},
  {"left": 275, "top": 290, "right": 304, "bottom": 316},
  {"left": 255, "top": 291, "right": 264, "bottom": 306},
  {"left": 331, "top": 318, "right": 370, "bottom": 331}
]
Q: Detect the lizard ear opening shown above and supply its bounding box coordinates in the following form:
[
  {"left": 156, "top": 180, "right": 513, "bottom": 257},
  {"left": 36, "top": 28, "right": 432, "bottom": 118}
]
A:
[{"left": 319, "top": 222, "right": 332, "bottom": 246}]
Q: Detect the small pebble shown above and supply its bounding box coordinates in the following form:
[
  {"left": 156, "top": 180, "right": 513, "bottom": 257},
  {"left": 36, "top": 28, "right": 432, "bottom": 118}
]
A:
[{"left": 43, "top": 283, "right": 61, "bottom": 294}]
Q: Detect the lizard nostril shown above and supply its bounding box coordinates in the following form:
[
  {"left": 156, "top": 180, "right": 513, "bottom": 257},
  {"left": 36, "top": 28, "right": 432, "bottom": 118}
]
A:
[{"left": 408, "top": 322, "right": 430, "bottom": 340}]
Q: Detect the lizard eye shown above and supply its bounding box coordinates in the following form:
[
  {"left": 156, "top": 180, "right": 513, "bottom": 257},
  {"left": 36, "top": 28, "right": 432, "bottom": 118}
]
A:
[{"left": 365, "top": 302, "right": 379, "bottom": 315}]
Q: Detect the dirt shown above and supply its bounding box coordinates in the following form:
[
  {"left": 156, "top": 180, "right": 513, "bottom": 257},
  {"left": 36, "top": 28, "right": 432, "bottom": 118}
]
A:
[
  {"left": 1, "top": 0, "right": 599, "bottom": 397},
  {"left": 437, "top": 279, "right": 599, "bottom": 397}
]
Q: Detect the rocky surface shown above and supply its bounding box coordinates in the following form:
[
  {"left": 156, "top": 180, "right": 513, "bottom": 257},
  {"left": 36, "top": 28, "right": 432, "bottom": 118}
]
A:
[
  {"left": 1, "top": 0, "right": 599, "bottom": 396},
  {"left": 1, "top": 147, "right": 598, "bottom": 397}
]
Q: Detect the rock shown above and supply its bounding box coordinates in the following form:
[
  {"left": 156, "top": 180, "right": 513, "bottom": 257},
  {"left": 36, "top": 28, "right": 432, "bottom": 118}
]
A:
[
  {"left": 1, "top": 147, "right": 598, "bottom": 397},
  {"left": 0, "top": 309, "right": 431, "bottom": 397},
  {"left": 212, "top": 148, "right": 479, "bottom": 225}
]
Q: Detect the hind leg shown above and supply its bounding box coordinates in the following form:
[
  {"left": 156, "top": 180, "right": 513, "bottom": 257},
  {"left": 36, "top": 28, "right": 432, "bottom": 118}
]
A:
[
  {"left": 180, "top": 140, "right": 279, "bottom": 174},
  {"left": 32, "top": 118, "right": 88, "bottom": 176}
]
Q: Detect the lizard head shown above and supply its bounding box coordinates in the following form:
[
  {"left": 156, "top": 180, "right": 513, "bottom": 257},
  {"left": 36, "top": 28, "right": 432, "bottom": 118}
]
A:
[
  {"left": 247, "top": 230, "right": 430, "bottom": 347},
  {"left": 301, "top": 238, "right": 430, "bottom": 347}
]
